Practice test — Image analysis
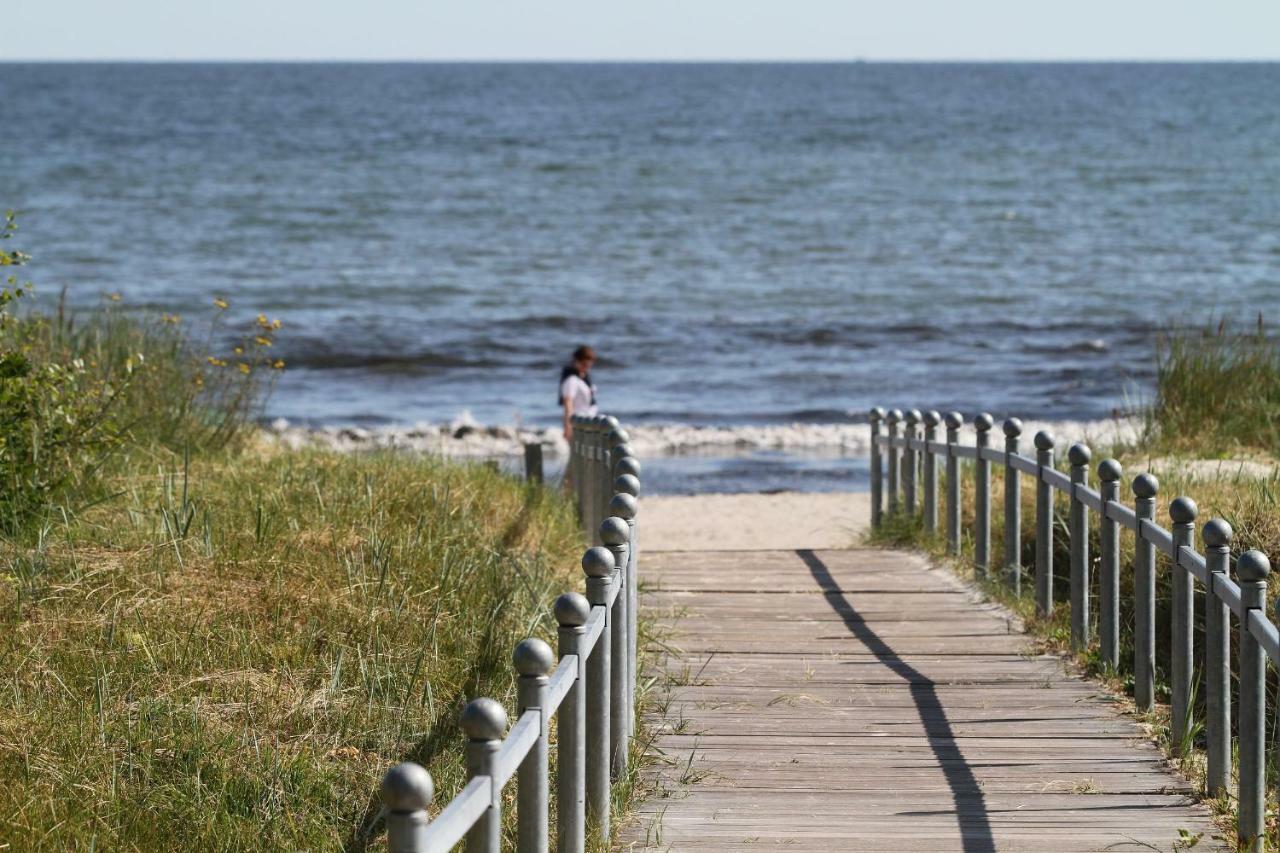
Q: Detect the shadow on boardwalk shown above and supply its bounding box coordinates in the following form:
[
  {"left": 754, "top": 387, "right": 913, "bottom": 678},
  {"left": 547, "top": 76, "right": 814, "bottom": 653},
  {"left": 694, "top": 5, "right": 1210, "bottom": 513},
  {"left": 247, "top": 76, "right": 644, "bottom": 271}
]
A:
[{"left": 798, "top": 549, "right": 996, "bottom": 853}]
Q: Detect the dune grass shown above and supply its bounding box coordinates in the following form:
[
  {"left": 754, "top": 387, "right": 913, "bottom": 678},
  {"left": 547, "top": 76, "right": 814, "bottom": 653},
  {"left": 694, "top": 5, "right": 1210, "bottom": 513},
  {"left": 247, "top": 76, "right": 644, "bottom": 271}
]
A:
[
  {"left": 0, "top": 445, "right": 583, "bottom": 850},
  {"left": 1147, "top": 316, "right": 1280, "bottom": 456},
  {"left": 0, "top": 229, "right": 608, "bottom": 849}
]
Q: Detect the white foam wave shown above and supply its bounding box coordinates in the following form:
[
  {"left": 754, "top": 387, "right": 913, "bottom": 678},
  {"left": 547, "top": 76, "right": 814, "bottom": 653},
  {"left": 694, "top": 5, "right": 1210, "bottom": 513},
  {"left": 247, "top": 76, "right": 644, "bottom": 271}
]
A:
[{"left": 261, "top": 416, "right": 1141, "bottom": 460}]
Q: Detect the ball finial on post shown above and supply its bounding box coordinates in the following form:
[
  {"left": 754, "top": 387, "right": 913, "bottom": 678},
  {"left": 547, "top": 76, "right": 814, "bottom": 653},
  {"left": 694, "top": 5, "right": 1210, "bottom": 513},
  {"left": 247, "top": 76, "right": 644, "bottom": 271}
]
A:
[
  {"left": 944, "top": 411, "right": 964, "bottom": 430},
  {"left": 1237, "top": 550, "right": 1271, "bottom": 582},
  {"left": 460, "top": 697, "right": 508, "bottom": 741},
  {"left": 869, "top": 406, "right": 885, "bottom": 422},
  {"left": 1033, "top": 430, "right": 1055, "bottom": 451},
  {"left": 554, "top": 591, "right": 590, "bottom": 627},
  {"left": 513, "top": 638, "right": 554, "bottom": 677},
  {"left": 1003, "top": 417, "right": 1023, "bottom": 437},
  {"left": 905, "top": 409, "right": 921, "bottom": 426},
  {"left": 614, "top": 473, "right": 641, "bottom": 497},
  {"left": 382, "top": 762, "right": 434, "bottom": 813},
  {"left": 582, "top": 546, "right": 614, "bottom": 578},
  {"left": 599, "top": 516, "right": 629, "bottom": 547},
  {"left": 614, "top": 456, "right": 642, "bottom": 479},
  {"left": 1097, "top": 458, "right": 1122, "bottom": 482},
  {"left": 923, "top": 410, "right": 941, "bottom": 427},
  {"left": 1067, "top": 443, "right": 1091, "bottom": 466},
  {"left": 608, "top": 493, "right": 638, "bottom": 521},
  {"left": 1169, "top": 496, "right": 1199, "bottom": 525},
  {"left": 1132, "top": 473, "right": 1159, "bottom": 499},
  {"left": 974, "top": 412, "right": 994, "bottom": 432},
  {"left": 1202, "top": 518, "right": 1233, "bottom": 548}
]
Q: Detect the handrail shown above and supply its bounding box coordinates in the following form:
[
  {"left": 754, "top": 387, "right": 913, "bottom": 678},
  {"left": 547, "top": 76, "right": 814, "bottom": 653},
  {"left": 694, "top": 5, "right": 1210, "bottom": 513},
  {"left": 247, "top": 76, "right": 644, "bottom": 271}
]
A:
[
  {"left": 495, "top": 711, "right": 541, "bottom": 789},
  {"left": 869, "top": 406, "right": 1279, "bottom": 850},
  {"left": 381, "top": 413, "right": 643, "bottom": 853},
  {"left": 421, "top": 777, "right": 491, "bottom": 852},
  {"left": 546, "top": 656, "right": 577, "bottom": 715}
]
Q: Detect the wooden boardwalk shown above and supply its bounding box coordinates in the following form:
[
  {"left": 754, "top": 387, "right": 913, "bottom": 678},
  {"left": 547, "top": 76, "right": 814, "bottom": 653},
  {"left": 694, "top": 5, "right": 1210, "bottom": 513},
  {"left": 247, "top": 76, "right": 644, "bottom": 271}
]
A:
[{"left": 618, "top": 548, "right": 1222, "bottom": 852}]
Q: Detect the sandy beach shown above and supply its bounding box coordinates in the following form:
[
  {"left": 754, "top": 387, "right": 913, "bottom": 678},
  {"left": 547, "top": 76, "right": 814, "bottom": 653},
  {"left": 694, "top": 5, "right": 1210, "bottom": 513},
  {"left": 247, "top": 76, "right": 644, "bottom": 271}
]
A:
[{"left": 638, "top": 491, "right": 870, "bottom": 551}]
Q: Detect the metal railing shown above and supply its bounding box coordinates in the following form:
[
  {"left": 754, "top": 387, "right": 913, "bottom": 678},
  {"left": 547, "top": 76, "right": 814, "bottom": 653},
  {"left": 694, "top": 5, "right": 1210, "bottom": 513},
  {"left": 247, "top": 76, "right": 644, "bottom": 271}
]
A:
[
  {"left": 869, "top": 407, "right": 1280, "bottom": 852},
  {"left": 380, "top": 414, "right": 642, "bottom": 853}
]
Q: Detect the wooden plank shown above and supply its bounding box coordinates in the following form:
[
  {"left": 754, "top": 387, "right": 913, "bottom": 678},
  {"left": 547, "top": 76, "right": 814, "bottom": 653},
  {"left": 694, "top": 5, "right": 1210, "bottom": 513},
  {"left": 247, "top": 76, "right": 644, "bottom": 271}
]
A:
[{"left": 617, "top": 547, "right": 1224, "bottom": 851}]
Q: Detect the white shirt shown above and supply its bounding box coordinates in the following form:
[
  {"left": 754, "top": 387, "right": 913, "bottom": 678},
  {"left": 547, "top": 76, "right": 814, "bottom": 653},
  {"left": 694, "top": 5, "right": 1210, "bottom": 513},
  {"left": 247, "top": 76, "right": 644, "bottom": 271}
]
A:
[{"left": 560, "top": 373, "right": 598, "bottom": 416}]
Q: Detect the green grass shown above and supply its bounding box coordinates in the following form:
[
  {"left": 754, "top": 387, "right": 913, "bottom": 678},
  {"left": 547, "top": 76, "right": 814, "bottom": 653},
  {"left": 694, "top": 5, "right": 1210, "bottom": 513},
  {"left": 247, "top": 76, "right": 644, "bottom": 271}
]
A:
[
  {"left": 0, "top": 224, "right": 665, "bottom": 850},
  {"left": 0, "top": 234, "right": 625, "bottom": 850},
  {"left": 1147, "top": 316, "right": 1280, "bottom": 456},
  {"left": 0, "top": 446, "right": 583, "bottom": 850}
]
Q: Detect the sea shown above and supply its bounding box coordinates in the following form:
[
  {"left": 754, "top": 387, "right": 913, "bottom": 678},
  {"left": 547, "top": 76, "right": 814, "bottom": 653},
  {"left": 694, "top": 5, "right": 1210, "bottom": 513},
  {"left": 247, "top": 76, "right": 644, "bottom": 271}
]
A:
[{"left": 4, "top": 63, "right": 1278, "bottom": 493}]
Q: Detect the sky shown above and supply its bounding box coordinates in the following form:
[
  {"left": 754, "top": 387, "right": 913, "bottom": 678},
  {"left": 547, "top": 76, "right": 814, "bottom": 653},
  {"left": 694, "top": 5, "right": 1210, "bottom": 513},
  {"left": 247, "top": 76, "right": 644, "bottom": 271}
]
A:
[{"left": 5, "top": 0, "right": 1279, "bottom": 62}]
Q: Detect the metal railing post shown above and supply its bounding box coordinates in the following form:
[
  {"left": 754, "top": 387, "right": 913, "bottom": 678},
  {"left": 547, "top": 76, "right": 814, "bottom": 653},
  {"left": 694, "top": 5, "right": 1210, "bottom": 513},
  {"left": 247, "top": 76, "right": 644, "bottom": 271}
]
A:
[
  {"left": 555, "top": 594, "right": 589, "bottom": 853},
  {"left": 601, "top": 417, "right": 622, "bottom": 530},
  {"left": 1003, "top": 418, "right": 1023, "bottom": 595},
  {"left": 570, "top": 416, "right": 583, "bottom": 519},
  {"left": 1067, "top": 443, "right": 1091, "bottom": 651},
  {"left": 600, "top": 516, "right": 630, "bottom": 779},
  {"left": 1235, "top": 549, "right": 1270, "bottom": 852},
  {"left": 382, "top": 763, "right": 433, "bottom": 853},
  {"left": 903, "top": 410, "right": 920, "bottom": 515},
  {"left": 1097, "top": 459, "right": 1122, "bottom": 669},
  {"left": 886, "top": 410, "right": 901, "bottom": 515},
  {"left": 1132, "top": 474, "right": 1158, "bottom": 711},
  {"left": 870, "top": 404, "right": 880, "bottom": 525},
  {"left": 515, "top": 639, "right": 553, "bottom": 853},
  {"left": 1034, "top": 431, "right": 1056, "bottom": 617},
  {"left": 525, "top": 442, "right": 544, "bottom": 484},
  {"left": 581, "top": 418, "right": 597, "bottom": 537},
  {"left": 613, "top": 472, "right": 642, "bottom": 743},
  {"left": 1202, "top": 519, "right": 1232, "bottom": 799},
  {"left": 922, "top": 411, "right": 940, "bottom": 535},
  {"left": 944, "top": 411, "right": 964, "bottom": 556},
  {"left": 974, "top": 413, "right": 993, "bottom": 576},
  {"left": 462, "top": 698, "right": 507, "bottom": 853},
  {"left": 610, "top": 493, "right": 640, "bottom": 741},
  {"left": 582, "top": 547, "right": 613, "bottom": 840},
  {"left": 1169, "top": 496, "right": 1198, "bottom": 752}
]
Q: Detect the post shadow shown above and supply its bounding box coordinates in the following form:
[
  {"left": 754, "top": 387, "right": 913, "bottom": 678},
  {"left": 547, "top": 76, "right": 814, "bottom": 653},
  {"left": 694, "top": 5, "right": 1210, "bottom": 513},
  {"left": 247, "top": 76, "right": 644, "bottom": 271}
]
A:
[{"left": 797, "top": 549, "right": 996, "bottom": 853}]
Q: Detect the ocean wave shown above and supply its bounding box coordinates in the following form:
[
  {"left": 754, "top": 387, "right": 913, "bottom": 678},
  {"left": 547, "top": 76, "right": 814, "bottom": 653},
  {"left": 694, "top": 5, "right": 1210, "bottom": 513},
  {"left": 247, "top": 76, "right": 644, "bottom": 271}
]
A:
[{"left": 261, "top": 413, "right": 1141, "bottom": 461}]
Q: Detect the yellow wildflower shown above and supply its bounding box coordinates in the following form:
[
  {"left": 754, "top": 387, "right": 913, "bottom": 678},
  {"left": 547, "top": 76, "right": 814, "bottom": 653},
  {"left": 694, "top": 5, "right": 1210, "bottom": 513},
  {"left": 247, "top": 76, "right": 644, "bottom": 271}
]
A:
[
  {"left": 206, "top": 356, "right": 226, "bottom": 367},
  {"left": 272, "top": 318, "right": 282, "bottom": 330},
  {"left": 272, "top": 359, "right": 286, "bottom": 370},
  {"left": 255, "top": 336, "right": 272, "bottom": 347},
  {"left": 162, "top": 313, "right": 181, "bottom": 324},
  {"left": 233, "top": 346, "right": 244, "bottom": 355},
  {"left": 213, "top": 297, "right": 229, "bottom": 310},
  {"left": 106, "top": 292, "right": 122, "bottom": 302},
  {"left": 238, "top": 363, "right": 251, "bottom": 375}
]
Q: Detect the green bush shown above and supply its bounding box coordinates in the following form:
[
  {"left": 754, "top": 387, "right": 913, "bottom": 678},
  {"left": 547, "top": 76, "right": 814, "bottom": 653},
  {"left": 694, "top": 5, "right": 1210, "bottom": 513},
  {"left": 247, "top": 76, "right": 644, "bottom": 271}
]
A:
[{"left": 0, "top": 212, "right": 283, "bottom": 533}]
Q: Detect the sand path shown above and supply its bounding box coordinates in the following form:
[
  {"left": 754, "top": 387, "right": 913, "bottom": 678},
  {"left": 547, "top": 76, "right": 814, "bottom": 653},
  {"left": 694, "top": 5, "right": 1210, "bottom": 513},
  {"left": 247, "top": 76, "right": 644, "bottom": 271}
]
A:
[{"left": 639, "top": 491, "right": 870, "bottom": 552}]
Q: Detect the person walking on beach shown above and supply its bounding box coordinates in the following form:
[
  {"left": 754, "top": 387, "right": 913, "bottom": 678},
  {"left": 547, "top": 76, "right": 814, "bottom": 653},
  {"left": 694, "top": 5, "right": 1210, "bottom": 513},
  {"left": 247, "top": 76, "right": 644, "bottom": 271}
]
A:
[{"left": 561, "top": 345, "right": 598, "bottom": 440}]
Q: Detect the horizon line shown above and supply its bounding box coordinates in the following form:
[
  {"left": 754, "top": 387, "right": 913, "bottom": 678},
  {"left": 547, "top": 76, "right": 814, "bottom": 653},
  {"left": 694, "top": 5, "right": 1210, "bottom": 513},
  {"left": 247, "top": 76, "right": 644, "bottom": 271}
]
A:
[{"left": 3, "top": 57, "right": 1279, "bottom": 64}]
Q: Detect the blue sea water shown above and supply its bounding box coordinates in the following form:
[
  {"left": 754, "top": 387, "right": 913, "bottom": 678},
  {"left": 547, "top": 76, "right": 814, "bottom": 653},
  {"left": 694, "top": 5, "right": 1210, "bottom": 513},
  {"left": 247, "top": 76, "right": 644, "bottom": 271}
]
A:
[{"left": 3, "top": 63, "right": 1279, "bottom": 490}]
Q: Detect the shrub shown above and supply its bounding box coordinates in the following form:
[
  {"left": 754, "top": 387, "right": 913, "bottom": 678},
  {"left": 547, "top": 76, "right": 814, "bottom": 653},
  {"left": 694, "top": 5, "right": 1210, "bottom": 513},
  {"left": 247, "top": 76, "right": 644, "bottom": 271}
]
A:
[{"left": 0, "top": 213, "right": 283, "bottom": 532}]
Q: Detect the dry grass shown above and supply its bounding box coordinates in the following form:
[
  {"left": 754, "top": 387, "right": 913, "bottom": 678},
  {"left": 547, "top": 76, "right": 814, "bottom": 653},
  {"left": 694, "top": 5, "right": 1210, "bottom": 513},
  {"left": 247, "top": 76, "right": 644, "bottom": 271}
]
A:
[{"left": 0, "top": 444, "right": 582, "bottom": 851}]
